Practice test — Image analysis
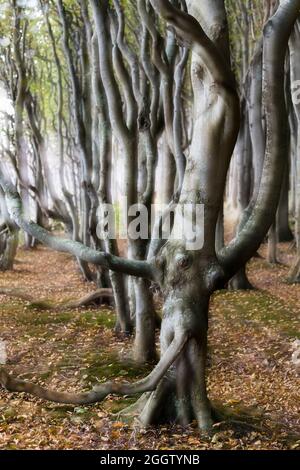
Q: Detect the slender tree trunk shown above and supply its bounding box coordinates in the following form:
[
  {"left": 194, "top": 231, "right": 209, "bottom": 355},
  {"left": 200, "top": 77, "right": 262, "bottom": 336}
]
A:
[
  {"left": 1, "top": 0, "right": 299, "bottom": 435},
  {"left": 133, "top": 278, "right": 156, "bottom": 363},
  {"left": 267, "top": 222, "right": 278, "bottom": 264},
  {"left": 288, "top": 20, "right": 300, "bottom": 281},
  {"left": 229, "top": 99, "right": 254, "bottom": 290},
  {"left": 12, "top": 2, "right": 33, "bottom": 249},
  {"left": 0, "top": 185, "right": 18, "bottom": 270},
  {"left": 136, "top": 0, "right": 240, "bottom": 429},
  {"left": 0, "top": 230, "right": 18, "bottom": 271},
  {"left": 277, "top": 160, "right": 293, "bottom": 242}
]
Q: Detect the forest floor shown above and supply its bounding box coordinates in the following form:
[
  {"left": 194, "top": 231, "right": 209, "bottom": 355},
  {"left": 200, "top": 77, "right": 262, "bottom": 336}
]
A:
[{"left": 0, "top": 243, "right": 299, "bottom": 450}]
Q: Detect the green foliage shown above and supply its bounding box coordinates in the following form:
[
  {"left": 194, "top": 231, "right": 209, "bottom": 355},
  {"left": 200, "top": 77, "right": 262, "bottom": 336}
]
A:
[{"left": 225, "top": 0, "right": 264, "bottom": 82}]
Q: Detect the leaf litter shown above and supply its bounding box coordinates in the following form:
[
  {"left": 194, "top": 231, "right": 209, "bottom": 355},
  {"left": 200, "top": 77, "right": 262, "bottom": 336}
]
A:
[{"left": 0, "top": 243, "right": 299, "bottom": 449}]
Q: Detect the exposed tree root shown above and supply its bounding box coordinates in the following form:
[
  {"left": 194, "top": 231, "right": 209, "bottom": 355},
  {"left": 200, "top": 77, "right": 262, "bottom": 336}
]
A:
[
  {"left": 116, "top": 393, "right": 151, "bottom": 421},
  {"left": 117, "top": 338, "right": 214, "bottom": 432},
  {"left": 287, "top": 257, "right": 300, "bottom": 283},
  {"left": 139, "top": 374, "right": 176, "bottom": 426},
  {"left": 0, "top": 333, "right": 187, "bottom": 405},
  {"left": 63, "top": 289, "right": 113, "bottom": 308},
  {"left": 0, "top": 287, "right": 113, "bottom": 310}
]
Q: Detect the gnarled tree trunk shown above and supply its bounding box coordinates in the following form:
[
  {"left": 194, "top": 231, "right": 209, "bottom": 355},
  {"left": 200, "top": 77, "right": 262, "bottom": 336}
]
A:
[{"left": 0, "top": 0, "right": 299, "bottom": 434}]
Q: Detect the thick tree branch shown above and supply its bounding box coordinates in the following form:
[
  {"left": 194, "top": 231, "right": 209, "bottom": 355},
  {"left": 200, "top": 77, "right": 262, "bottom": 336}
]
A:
[
  {"left": 219, "top": 0, "right": 300, "bottom": 279},
  {"left": 0, "top": 179, "right": 156, "bottom": 280},
  {"left": 0, "top": 333, "right": 187, "bottom": 405},
  {"left": 90, "top": 0, "right": 131, "bottom": 144},
  {"left": 150, "top": 0, "right": 234, "bottom": 87}
]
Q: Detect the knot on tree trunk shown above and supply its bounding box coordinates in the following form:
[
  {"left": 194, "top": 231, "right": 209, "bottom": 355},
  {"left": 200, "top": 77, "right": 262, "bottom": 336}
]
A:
[{"left": 138, "top": 110, "right": 151, "bottom": 132}]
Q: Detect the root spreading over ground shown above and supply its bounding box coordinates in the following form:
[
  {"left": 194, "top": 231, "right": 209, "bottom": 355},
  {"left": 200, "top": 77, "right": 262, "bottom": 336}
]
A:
[{"left": 0, "top": 244, "right": 299, "bottom": 450}]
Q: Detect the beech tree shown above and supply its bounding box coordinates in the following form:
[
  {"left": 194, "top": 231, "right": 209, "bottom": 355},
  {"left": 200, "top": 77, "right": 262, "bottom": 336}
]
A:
[
  {"left": 1, "top": 0, "right": 300, "bottom": 432},
  {"left": 289, "top": 17, "right": 300, "bottom": 281}
]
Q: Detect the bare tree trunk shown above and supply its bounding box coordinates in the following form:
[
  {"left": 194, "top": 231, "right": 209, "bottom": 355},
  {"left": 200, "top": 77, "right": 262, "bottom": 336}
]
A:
[
  {"left": 137, "top": 0, "right": 239, "bottom": 429},
  {"left": 12, "top": 2, "right": 33, "bottom": 249},
  {"left": 267, "top": 222, "right": 278, "bottom": 264},
  {"left": 91, "top": 30, "right": 132, "bottom": 333},
  {"left": 277, "top": 160, "right": 293, "bottom": 242},
  {"left": 288, "top": 20, "right": 300, "bottom": 281},
  {"left": 0, "top": 189, "right": 18, "bottom": 271}
]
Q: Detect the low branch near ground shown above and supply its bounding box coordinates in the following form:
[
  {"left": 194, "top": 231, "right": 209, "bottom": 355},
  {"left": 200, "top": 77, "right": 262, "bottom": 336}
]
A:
[
  {"left": 0, "top": 333, "right": 187, "bottom": 405},
  {"left": 0, "top": 287, "right": 113, "bottom": 310},
  {"left": 0, "top": 180, "right": 157, "bottom": 281}
]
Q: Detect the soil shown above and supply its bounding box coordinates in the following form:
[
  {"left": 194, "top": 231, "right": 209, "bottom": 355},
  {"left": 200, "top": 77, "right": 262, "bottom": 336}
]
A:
[{"left": 0, "top": 243, "right": 299, "bottom": 450}]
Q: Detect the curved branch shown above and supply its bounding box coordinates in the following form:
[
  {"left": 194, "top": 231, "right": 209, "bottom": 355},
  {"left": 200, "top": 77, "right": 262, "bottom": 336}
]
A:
[
  {"left": 0, "top": 333, "right": 188, "bottom": 405},
  {"left": 0, "top": 180, "right": 156, "bottom": 280},
  {"left": 138, "top": 0, "right": 176, "bottom": 156},
  {"left": 150, "top": 0, "right": 234, "bottom": 87},
  {"left": 56, "top": 0, "right": 92, "bottom": 177},
  {"left": 219, "top": 0, "right": 300, "bottom": 279},
  {"left": 0, "top": 287, "right": 113, "bottom": 310},
  {"left": 112, "top": 0, "right": 143, "bottom": 107},
  {"left": 90, "top": 0, "right": 131, "bottom": 144},
  {"left": 139, "top": 0, "right": 169, "bottom": 77},
  {"left": 110, "top": 12, "right": 138, "bottom": 130},
  {"left": 173, "top": 47, "right": 188, "bottom": 192}
]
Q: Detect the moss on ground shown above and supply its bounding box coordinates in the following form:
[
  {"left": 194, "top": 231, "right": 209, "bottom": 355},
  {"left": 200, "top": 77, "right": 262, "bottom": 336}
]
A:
[
  {"left": 19, "top": 311, "right": 73, "bottom": 325},
  {"left": 105, "top": 396, "right": 138, "bottom": 414},
  {"left": 75, "top": 310, "right": 115, "bottom": 329},
  {"left": 13, "top": 308, "right": 115, "bottom": 330},
  {"left": 82, "top": 351, "right": 152, "bottom": 386},
  {"left": 1, "top": 269, "right": 299, "bottom": 449},
  {"left": 213, "top": 290, "right": 299, "bottom": 338}
]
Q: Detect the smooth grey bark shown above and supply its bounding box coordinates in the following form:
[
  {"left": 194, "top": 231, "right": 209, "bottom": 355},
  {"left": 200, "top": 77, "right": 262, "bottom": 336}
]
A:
[
  {"left": 229, "top": 6, "right": 280, "bottom": 290},
  {"left": 277, "top": 159, "right": 293, "bottom": 242},
  {"left": 91, "top": 0, "right": 178, "bottom": 361},
  {"left": 187, "top": 0, "right": 231, "bottom": 255},
  {"left": 0, "top": 187, "right": 18, "bottom": 271},
  {"left": 267, "top": 222, "right": 278, "bottom": 264},
  {"left": 248, "top": 39, "right": 265, "bottom": 199},
  {"left": 0, "top": 181, "right": 155, "bottom": 281},
  {"left": 91, "top": 30, "right": 131, "bottom": 333},
  {"left": 276, "top": 63, "right": 293, "bottom": 243},
  {"left": 288, "top": 20, "right": 300, "bottom": 281},
  {"left": 133, "top": 278, "right": 156, "bottom": 363},
  {"left": 219, "top": 0, "right": 299, "bottom": 278},
  {"left": 25, "top": 94, "right": 74, "bottom": 229},
  {"left": 229, "top": 97, "right": 254, "bottom": 290},
  {"left": 43, "top": 6, "right": 81, "bottom": 244},
  {"left": 56, "top": 0, "right": 96, "bottom": 283},
  {"left": 11, "top": 2, "right": 33, "bottom": 249},
  {"left": 1, "top": 0, "right": 299, "bottom": 433},
  {"left": 160, "top": 139, "right": 176, "bottom": 204},
  {"left": 0, "top": 229, "right": 18, "bottom": 271},
  {"left": 92, "top": 0, "right": 154, "bottom": 358},
  {"left": 136, "top": 0, "right": 240, "bottom": 429}
]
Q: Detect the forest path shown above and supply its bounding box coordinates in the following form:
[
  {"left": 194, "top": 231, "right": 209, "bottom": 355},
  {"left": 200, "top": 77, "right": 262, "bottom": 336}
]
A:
[{"left": 0, "top": 244, "right": 299, "bottom": 449}]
